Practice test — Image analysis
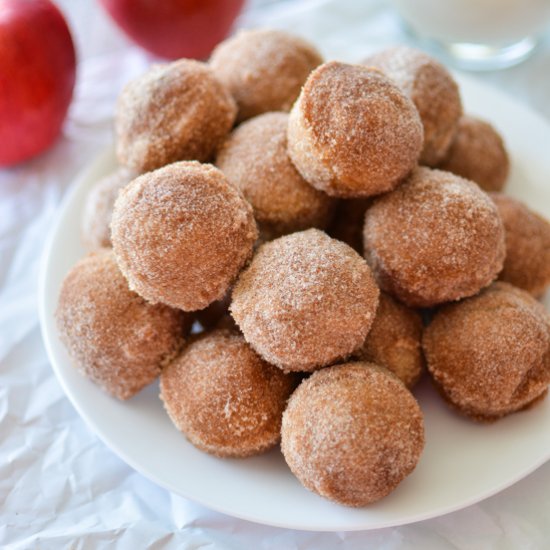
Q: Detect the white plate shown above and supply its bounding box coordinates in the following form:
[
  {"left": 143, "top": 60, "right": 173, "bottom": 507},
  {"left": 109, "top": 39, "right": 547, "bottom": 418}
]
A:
[{"left": 39, "top": 74, "right": 550, "bottom": 531}]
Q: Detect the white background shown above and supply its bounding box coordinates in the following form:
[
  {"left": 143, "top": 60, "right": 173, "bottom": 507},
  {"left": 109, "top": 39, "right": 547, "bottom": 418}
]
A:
[{"left": 1, "top": 0, "right": 549, "bottom": 547}]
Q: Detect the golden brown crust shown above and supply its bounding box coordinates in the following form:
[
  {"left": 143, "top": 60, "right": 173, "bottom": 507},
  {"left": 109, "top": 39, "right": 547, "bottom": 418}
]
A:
[
  {"left": 423, "top": 282, "right": 550, "bottom": 421},
  {"left": 115, "top": 60, "right": 236, "bottom": 172},
  {"left": 111, "top": 161, "right": 258, "bottom": 311},
  {"left": 364, "top": 46, "right": 462, "bottom": 167},
  {"left": 490, "top": 193, "right": 550, "bottom": 297},
  {"left": 209, "top": 29, "right": 322, "bottom": 122},
  {"left": 81, "top": 167, "right": 137, "bottom": 250},
  {"left": 440, "top": 116, "right": 509, "bottom": 192},
  {"left": 287, "top": 62, "right": 423, "bottom": 198},
  {"left": 355, "top": 293, "right": 424, "bottom": 388},
  {"left": 230, "top": 229, "right": 380, "bottom": 372},
  {"left": 363, "top": 167, "right": 505, "bottom": 307},
  {"left": 281, "top": 362, "right": 425, "bottom": 507},
  {"left": 160, "top": 328, "right": 296, "bottom": 458},
  {"left": 56, "top": 250, "right": 189, "bottom": 400},
  {"left": 216, "top": 112, "right": 334, "bottom": 239}
]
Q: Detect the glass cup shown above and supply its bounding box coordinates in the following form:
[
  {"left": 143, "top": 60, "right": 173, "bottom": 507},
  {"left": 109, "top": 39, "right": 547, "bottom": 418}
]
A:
[{"left": 389, "top": 0, "right": 550, "bottom": 70}]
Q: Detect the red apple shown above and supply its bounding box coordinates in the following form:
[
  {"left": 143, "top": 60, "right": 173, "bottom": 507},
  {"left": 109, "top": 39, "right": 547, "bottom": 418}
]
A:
[
  {"left": 0, "top": 0, "right": 76, "bottom": 167},
  {"left": 98, "top": 0, "right": 245, "bottom": 60}
]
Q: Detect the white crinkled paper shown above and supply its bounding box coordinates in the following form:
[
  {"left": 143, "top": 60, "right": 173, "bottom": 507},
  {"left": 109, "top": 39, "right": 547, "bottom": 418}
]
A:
[{"left": 1, "top": 0, "right": 549, "bottom": 547}]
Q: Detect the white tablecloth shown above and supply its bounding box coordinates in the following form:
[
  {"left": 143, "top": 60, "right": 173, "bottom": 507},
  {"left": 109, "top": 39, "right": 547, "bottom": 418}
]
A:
[{"left": 2, "top": 1, "right": 549, "bottom": 547}]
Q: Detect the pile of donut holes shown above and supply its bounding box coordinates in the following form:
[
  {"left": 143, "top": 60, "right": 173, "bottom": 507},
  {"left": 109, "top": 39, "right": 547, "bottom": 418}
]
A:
[{"left": 57, "top": 30, "right": 550, "bottom": 508}]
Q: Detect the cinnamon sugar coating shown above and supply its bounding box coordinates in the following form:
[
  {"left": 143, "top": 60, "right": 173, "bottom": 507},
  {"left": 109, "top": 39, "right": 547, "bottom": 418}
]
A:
[
  {"left": 326, "top": 198, "right": 370, "bottom": 254},
  {"left": 423, "top": 282, "right": 550, "bottom": 421},
  {"left": 287, "top": 62, "right": 423, "bottom": 198},
  {"left": 216, "top": 112, "right": 335, "bottom": 240},
  {"left": 356, "top": 292, "right": 424, "bottom": 388},
  {"left": 363, "top": 167, "right": 505, "bottom": 307},
  {"left": 82, "top": 167, "right": 136, "bottom": 250},
  {"left": 281, "top": 362, "right": 425, "bottom": 507},
  {"left": 115, "top": 60, "right": 236, "bottom": 172},
  {"left": 209, "top": 29, "right": 322, "bottom": 122},
  {"left": 440, "top": 116, "right": 509, "bottom": 192},
  {"left": 56, "top": 250, "right": 189, "bottom": 400},
  {"left": 364, "top": 46, "right": 462, "bottom": 167},
  {"left": 230, "top": 229, "right": 380, "bottom": 372},
  {"left": 111, "top": 161, "right": 258, "bottom": 311},
  {"left": 490, "top": 193, "right": 550, "bottom": 297},
  {"left": 160, "top": 328, "right": 296, "bottom": 458}
]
